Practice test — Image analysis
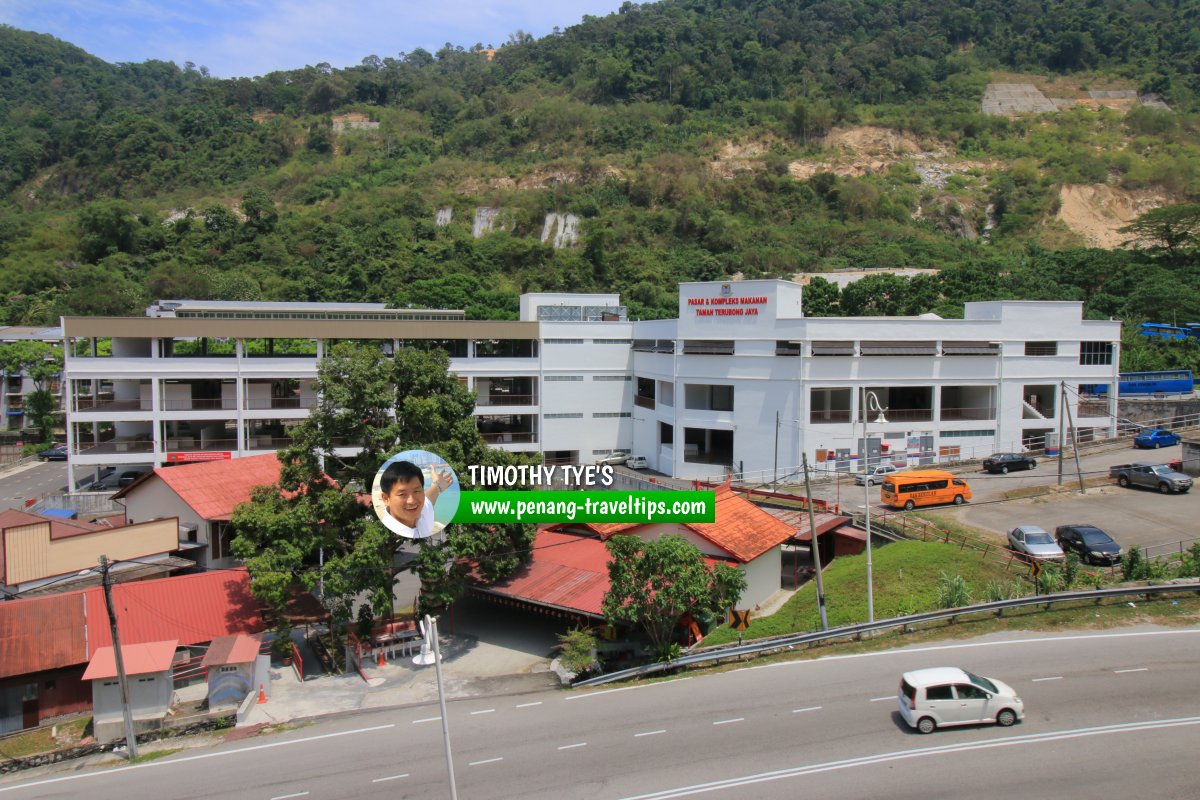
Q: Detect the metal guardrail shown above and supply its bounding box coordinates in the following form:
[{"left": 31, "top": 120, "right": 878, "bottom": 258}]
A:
[{"left": 573, "top": 582, "right": 1200, "bottom": 687}]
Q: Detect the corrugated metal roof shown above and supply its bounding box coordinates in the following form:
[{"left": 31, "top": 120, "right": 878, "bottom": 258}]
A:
[
  {"left": 83, "top": 640, "right": 178, "bottom": 680},
  {"left": 761, "top": 508, "right": 852, "bottom": 541},
  {"left": 0, "top": 569, "right": 263, "bottom": 678},
  {"left": 116, "top": 454, "right": 282, "bottom": 521},
  {"left": 480, "top": 530, "right": 612, "bottom": 616},
  {"left": 0, "top": 592, "right": 87, "bottom": 680},
  {"left": 202, "top": 633, "right": 262, "bottom": 667}
]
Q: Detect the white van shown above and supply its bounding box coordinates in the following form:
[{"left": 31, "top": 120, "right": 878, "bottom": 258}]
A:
[{"left": 898, "top": 667, "right": 1024, "bottom": 734}]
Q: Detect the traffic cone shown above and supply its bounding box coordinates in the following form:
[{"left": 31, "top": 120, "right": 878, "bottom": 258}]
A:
[
  {"left": 257, "top": 684, "right": 267, "bottom": 704},
  {"left": 376, "top": 648, "right": 386, "bottom": 667}
]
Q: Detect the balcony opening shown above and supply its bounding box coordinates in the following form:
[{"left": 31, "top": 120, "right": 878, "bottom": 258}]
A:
[
  {"left": 810, "top": 388, "right": 851, "bottom": 424},
  {"left": 473, "top": 339, "right": 537, "bottom": 358},
  {"left": 860, "top": 387, "right": 932, "bottom": 423},
  {"left": 683, "top": 427, "right": 733, "bottom": 466},
  {"left": 635, "top": 377, "right": 655, "bottom": 410},
  {"left": 475, "top": 414, "right": 538, "bottom": 444},
  {"left": 400, "top": 339, "right": 469, "bottom": 358},
  {"left": 659, "top": 421, "right": 674, "bottom": 445},
  {"left": 684, "top": 384, "right": 734, "bottom": 412},
  {"left": 1023, "top": 385, "right": 1056, "bottom": 419},
  {"left": 940, "top": 386, "right": 996, "bottom": 421},
  {"left": 475, "top": 376, "right": 538, "bottom": 407}
]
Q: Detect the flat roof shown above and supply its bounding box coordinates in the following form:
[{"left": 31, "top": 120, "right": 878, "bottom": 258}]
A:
[{"left": 63, "top": 316, "right": 539, "bottom": 340}]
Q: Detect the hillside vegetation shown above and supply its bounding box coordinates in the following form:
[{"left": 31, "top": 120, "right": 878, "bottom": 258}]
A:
[{"left": 2, "top": 0, "right": 1200, "bottom": 372}]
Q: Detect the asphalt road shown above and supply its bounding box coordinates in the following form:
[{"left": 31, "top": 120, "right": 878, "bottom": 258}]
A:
[
  {"left": 0, "top": 461, "right": 70, "bottom": 510},
  {"left": 3, "top": 627, "right": 1197, "bottom": 800}
]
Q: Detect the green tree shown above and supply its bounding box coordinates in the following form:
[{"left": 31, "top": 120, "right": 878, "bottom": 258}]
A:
[
  {"left": 0, "top": 340, "right": 63, "bottom": 442},
  {"left": 602, "top": 534, "right": 746, "bottom": 662},
  {"left": 1120, "top": 204, "right": 1200, "bottom": 261}
]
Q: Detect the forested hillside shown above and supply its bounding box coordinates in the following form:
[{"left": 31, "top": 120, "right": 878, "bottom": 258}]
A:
[{"left": 2, "top": 0, "right": 1200, "bottom": 369}]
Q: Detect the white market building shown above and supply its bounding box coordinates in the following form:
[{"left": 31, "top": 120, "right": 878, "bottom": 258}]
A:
[{"left": 61, "top": 281, "right": 1121, "bottom": 486}]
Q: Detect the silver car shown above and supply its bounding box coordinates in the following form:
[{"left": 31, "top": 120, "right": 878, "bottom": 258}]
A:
[
  {"left": 1007, "top": 525, "right": 1065, "bottom": 561},
  {"left": 855, "top": 463, "right": 900, "bottom": 486}
]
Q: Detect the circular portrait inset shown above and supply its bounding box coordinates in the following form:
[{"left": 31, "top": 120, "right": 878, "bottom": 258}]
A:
[{"left": 372, "top": 449, "right": 460, "bottom": 539}]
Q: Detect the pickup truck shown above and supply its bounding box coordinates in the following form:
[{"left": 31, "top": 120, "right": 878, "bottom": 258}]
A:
[{"left": 1109, "top": 462, "right": 1193, "bottom": 494}]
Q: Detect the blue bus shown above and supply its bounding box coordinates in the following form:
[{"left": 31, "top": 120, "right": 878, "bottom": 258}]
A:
[
  {"left": 1080, "top": 369, "right": 1194, "bottom": 397},
  {"left": 1138, "top": 323, "right": 1191, "bottom": 340}
]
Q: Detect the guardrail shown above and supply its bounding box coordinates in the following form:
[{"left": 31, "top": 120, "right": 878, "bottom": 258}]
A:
[{"left": 573, "top": 581, "right": 1200, "bottom": 687}]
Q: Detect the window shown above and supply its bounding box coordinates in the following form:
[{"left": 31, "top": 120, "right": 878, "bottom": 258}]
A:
[
  {"left": 544, "top": 375, "right": 584, "bottom": 381},
  {"left": 1080, "top": 341, "right": 1114, "bottom": 365},
  {"left": 860, "top": 341, "right": 937, "bottom": 356},
  {"left": 1024, "top": 341, "right": 1057, "bottom": 356},
  {"left": 635, "top": 377, "right": 655, "bottom": 409},
  {"left": 592, "top": 412, "right": 631, "bottom": 418},
  {"left": 220, "top": 666, "right": 239, "bottom": 673},
  {"left": 775, "top": 340, "right": 802, "bottom": 356},
  {"left": 942, "top": 341, "right": 1000, "bottom": 356},
  {"left": 542, "top": 338, "right": 584, "bottom": 344},
  {"left": 955, "top": 683, "right": 988, "bottom": 700},
  {"left": 682, "top": 340, "right": 735, "bottom": 355},
  {"left": 926, "top": 685, "right": 954, "bottom": 701},
  {"left": 592, "top": 339, "right": 631, "bottom": 345},
  {"left": 592, "top": 375, "right": 631, "bottom": 381},
  {"left": 211, "top": 522, "right": 234, "bottom": 560},
  {"left": 810, "top": 388, "right": 851, "bottom": 423},
  {"left": 632, "top": 339, "right": 674, "bottom": 353},
  {"left": 544, "top": 413, "right": 583, "bottom": 419},
  {"left": 810, "top": 341, "right": 855, "bottom": 356},
  {"left": 940, "top": 429, "right": 995, "bottom": 438},
  {"left": 660, "top": 421, "right": 674, "bottom": 445},
  {"left": 685, "top": 384, "right": 734, "bottom": 411}
]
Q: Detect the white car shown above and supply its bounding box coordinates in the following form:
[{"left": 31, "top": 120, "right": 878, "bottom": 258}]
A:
[
  {"left": 898, "top": 667, "right": 1024, "bottom": 734},
  {"left": 855, "top": 463, "right": 901, "bottom": 486},
  {"left": 625, "top": 456, "right": 648, "bottom": 469}
]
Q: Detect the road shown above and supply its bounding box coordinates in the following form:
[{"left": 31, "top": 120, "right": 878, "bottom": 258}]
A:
[
  {"left": 3, "top": 627, "right": 1197, "bottom": 799},
  {"left": 0, "top": 461, "right": 70, "bottom": 510}
]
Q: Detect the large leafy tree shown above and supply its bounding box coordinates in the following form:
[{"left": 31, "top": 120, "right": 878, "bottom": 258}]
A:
[
  {"left": 1120, "top": 204, "right": 1200, "bottom": 262},
  {"left": 602, "top": 534, "right": 746, "bottom": 662},
  {"left": 0, "top": 340, "right": 63, "bottom": 443},
  {"left": 231, "top": 342, "right": 537, "bottom": 645}
]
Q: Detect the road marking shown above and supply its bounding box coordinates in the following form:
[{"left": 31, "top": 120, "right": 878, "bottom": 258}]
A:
[
  {"left": 558, "top": 742, "right": 587, "bottom": 750},
  {"left": 617, "top": 716, "right": 1200, "bottom": 799},
  {"left": 565, "top": 677, "right": 692, "bottom": 701},
  {"left": 713, "top": 718, "right": 744, "bottom": 726},
  {"left": 1115, "top": 668, "right": 1149, "bottom": 673},
  {"left": 372, "top": 774, "right": 409, "bottom": 783},
  {"left": 869, "top": 696, "right": 893, "bottom": 702},
  {"left": 792, "top": 706, "right": 822, "bottom": 714},
  {"left": 413, "top": 716, "right": 442, "bottom": 723},
  {"left": 634, "top": 730, "right": 666, "bottom": 737},
  {"left": 516, "top": 701, "right": 543, "bottom": 708},
  {"left": 1032, "top": 676, "right": 1063, "bottom": 682},
  {"left": 469, "top": 757, "right": 503, "bottom": 766},
  {"left": 270, "top": 793, "right": 309, "bottom": 800},
  {"left": 471, "top": 709, "right": 496, "bottom": 715},
  {"left": 0, "top": 723, "right": 396, "bottom": 795}
]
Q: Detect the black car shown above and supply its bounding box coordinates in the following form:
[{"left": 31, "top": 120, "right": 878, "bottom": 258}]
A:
[
  {"left": 983, "top": 453, "right": 1037, "bottom": 474},
  {"left": 36, "top": 445, "right": 68, "bottom": 461},
  {"left": 1055, "top": 524, "right": 1122, "bottom": 565}
]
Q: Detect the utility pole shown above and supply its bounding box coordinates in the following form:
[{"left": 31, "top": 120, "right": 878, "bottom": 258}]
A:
[
  {"left": 99, "top": 556, "right": 138, "bottom": 759},
  {"left": 1057, "top": 382, "right": 1066, "bottom": 486},
  {"left": 428, "top": 615, "right": 457, "bottom": 800},
  {"left": 773, "top": 411, "right": 779, "bottom": 488},
  {"left": 1063, "top": 387, "right": 1087, "bottom": 493},
  {"left": 801, "top": 454, "right": 828, "bottom": 630}
]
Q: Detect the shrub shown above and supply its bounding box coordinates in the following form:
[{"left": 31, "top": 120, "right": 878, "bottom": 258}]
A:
[
  {"left": 557, "top": 627, "right": 599, "bottom": 674},
  {"left": 1122, "top": 546, "right": 1147, "bottom": 581},
  {"left": 936, "top": 572, "right": 972, "bottom": 609}
]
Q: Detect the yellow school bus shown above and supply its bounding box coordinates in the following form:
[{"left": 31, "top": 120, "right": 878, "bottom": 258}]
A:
[{"left": 881, "top": 470, "right": 972, "bottom": 510}]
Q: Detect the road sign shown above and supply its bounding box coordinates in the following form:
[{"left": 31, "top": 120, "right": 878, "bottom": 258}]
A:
[
  {"left": 1030, "top": 559, "right": 1042, "bottom": 578},
  {"left": 728, "top": 609, "right": 751, "bottom": 630}
]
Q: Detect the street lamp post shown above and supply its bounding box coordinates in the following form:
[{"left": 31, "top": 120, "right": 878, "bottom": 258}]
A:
[{"left": 860, "top": 388, "right": 888, "bottom": 624}]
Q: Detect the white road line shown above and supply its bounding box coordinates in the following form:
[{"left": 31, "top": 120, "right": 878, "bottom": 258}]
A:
[
  {"left": 471, "top": 709, "right": 496, "bottom": 715},
  {"left": 371, "top": 774, "right": 409, "bottom": 783},
  {"left": 617, "top": 716, "right": 1200, "bottom": 800},
  {"left": 868, "top": 696, "right": 893, "bottom": 702},
  {"left": 793, "top": 706, "right": 822, "bottom": 714},
  {"left": 565, "top": 677, "right": 692, "bottom": 700},
  {"left": 634, "top": 730, "right": 667, "bottom": 737},
  {"left": 0, "top": 723, "right": 396, "bottom": 795},
  {"left": 413, "top": 716, "right": 442, "bottom": 724},
  {"left": 516, "top": 701, "right": 543, "bottom": 708},
  {"left": 713, "top": 718, "right": 744, "bottom": 726},
  {"left": 270, "top": 793, "right": 309, "bottom": 800},
  {"left": 469, "top": 757, "right": 503, "bottom": 766},
  {"left": 1115, "top": 668, "right": 1149, "bottom": 673},
  {"left": 1032, "top": 676, "right": 1063, "bottom": 682},
  {"left": 558, "top": 742, "right": 587, "bottom": 750}
]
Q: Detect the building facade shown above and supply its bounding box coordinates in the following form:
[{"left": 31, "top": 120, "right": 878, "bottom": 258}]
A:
[{"left": 60, "top": 282, "right": 1121, "bottom": 485}]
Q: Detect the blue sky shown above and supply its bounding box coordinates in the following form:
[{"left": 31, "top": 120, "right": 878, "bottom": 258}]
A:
[{"left": 1, "top": 0, "right": 631, "bottom": 78}]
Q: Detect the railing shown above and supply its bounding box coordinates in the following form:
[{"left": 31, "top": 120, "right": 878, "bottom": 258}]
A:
[
  {"left": 480, "top": 431, "right": 537, "bottom": 444},
  {"left": 865, "top": 509, "right": 1029, "bottom": 571},
  {"left": 573, "top": 582, "right": 1200, "bottom": 687},
  {"left": 74, "top": 399, "right": 138, "bottom": 412},
  {"left": 164, "top": 438, "right": 238, "bottom": 453},
  {"left": 1142, "top": 536, "right": 1200, "bottom": 563},
  {"left": 859, "top": 409, "right": 933, "bottom": 423},
  {"left": 939, "top": 406, "right": 997, "bottom": 421},
  {"left": 810, "top": 411, "right": 852, "bottom": 424},
  {"left": 633, "top": 395, "right": 655, "bottom": 410},
  {"left": 75, "top": 439, "right": 154, "bottom": 455},
  {"left": 476, "top": 394, "right": 538, "bottom": 407},
  {"left": 292, "top": 641, "right": 303, "bottom": 682},
  {"left": 245, "top": 398, "right": 316, "bottom": 410}
]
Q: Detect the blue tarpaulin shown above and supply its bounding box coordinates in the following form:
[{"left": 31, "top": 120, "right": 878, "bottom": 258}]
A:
[{"left": 39, "top": 508, "right": 79, "bottom": 519}]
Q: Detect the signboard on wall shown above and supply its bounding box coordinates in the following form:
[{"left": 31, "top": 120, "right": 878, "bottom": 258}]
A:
[
  {"left": 685, "top": 283, "right": 769, "bottom": 317},
  {"left": 167, "top": 452, "right": 232, "bottom": 463}
]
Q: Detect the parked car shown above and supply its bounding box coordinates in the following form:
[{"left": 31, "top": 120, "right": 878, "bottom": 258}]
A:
[
  {"left": 1134, "top": 429, "right": 1181, "bottom": 449},
  {"left": 36, "top": 444, "right": 68, "bottom": 461},
  {"left": 94, "top": 467, "right": 151, "bottom": 490},
  {"left": 1109, "top": 462, "right": 1192, "bottom": 494},
  {"left": 625, "top": 455, "right": 649, "bottom": 469},
  {"left": 1007, "top": 525, "right": 1065, "bottom": 561},
  {"left": 594, "top": 451, "right": 630, "bottom": 466},
  {"left": 1056, "top": 524, "right": 1122, "bottom": 565},
  {"left": 855, "top": 463, "right": 901, "bottom": 486},
  {"left": 898, "top": 667, "right": 1024, "bottom": 734},
  {"left": 982, "top": 452, "right": 1037, "bottom": 474}
]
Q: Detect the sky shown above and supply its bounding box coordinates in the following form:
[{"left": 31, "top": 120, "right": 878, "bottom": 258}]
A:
[{"left": 0, "top": 0, "right": 632, "bottom": 78}]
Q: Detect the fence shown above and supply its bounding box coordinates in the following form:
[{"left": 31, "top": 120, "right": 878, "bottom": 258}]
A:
[
  {"left": 864, "top": 509, "right": 1031, "bottom": 572},
  {"left": 29, "top": 492, "right": 123, "bottom": 515},
  {"left": 574, "top": 582, "right": 1200, "bottom": 687}
]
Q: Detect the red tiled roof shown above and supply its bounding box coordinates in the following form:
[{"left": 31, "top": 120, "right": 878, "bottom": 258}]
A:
[
  {"left": 83, "top": 640, "right": 178, "bottom": 680},
  {"left": 0, "top": 569, "right": 264, "bottom": 678},
  {"left": 116, "top": 454, "right": 282, "bottom": 521},
  {"left": 681, "top": 486, "right": 798, "bottom": 562},
  {"left": 202, "top": 633, "right": 263, "bottom": 667},
  {"left": 0, "top": 592, "right": 87, "bottom": 680}
]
